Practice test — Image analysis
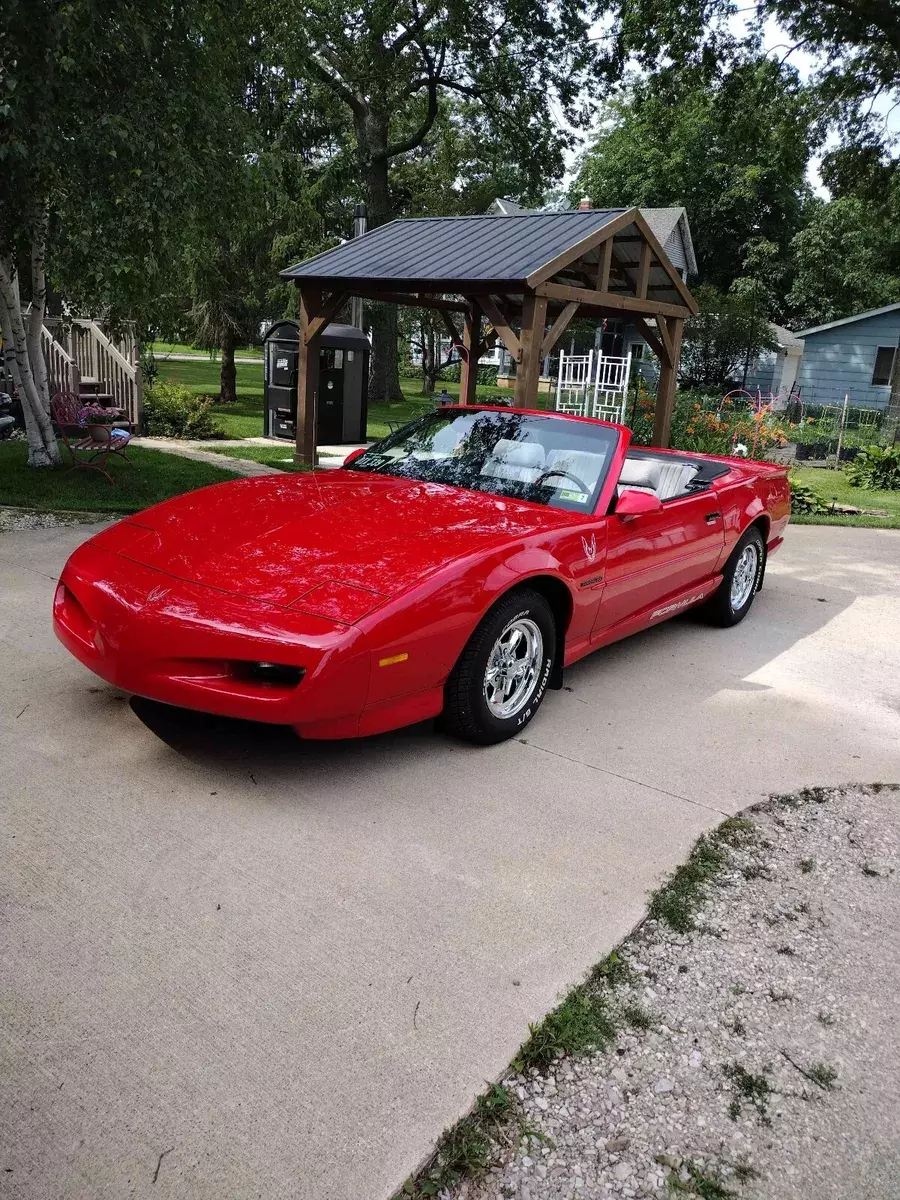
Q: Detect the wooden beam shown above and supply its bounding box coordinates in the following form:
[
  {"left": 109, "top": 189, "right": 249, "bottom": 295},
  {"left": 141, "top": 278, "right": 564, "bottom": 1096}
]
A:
[
  {"left": 306, "top": 290, "right": 350, "bottom": 342},
  {"left": 652, "top": 317, "right": 684, "bottom": 448},
  {"left": 478, "top": 293, "right": 521, "bottom": 361},
  {"left": 525, "top": 208, "right": 642, "bottom": 289},
  {"left": 513, "top": 294, "right": 548, "bottom": 408},
  {"left": 437, "top": 309, "right": 463, "bottom": 349},
  {"left": 596, "top": 239, "right": 613, "bottom": 293},
  {"left": 459, "top": 300, "right": 482, "bottom": 406},
  {"left": 635, "top": 241, "right": 652, "bottom": 300},
  {"left": 295, "top": 285, "right": 322, "bottom": 465},
  {"left": 350, "top": 289, "right": 468, "bottom": 313},
  {"left": 632, "top": 316, "right": 666, "bottom": 363},
  {"left": 541, "top": 301, "right": 580, "bottom": 358},
  {"left": 629, "top": 211, "right": 699, "bottom": 314},
  {"left": 536, "top": 280, "right": 691, "bottom": 320}
]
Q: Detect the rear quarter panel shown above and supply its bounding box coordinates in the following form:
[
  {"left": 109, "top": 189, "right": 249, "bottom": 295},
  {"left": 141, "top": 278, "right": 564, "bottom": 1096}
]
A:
[{"left": 713, "top": 463, "right": 790, "bottom": 566}]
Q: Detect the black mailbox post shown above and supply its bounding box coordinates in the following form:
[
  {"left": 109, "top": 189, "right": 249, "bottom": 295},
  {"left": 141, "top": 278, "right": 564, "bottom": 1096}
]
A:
[{"left": 264, "top": 319, "right": 369, "bottom": 444}]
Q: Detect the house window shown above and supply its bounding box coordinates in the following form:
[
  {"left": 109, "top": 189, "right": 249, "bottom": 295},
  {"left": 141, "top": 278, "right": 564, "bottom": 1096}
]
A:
[
  {"left": 872, "top": 346, "right": 897, "bottom": 386},
  {"left": 629, "top": 343, "right": 645, "bottom": 361}
]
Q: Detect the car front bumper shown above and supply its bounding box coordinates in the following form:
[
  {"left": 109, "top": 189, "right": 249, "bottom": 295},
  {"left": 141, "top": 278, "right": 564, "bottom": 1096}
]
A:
[{"left": 53, "top": 543, "right": 372, "bottom": 735}]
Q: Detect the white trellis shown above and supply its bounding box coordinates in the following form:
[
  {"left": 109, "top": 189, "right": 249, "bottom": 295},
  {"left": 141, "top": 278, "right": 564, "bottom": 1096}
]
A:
[{"left": 556, "top": 349, "right": 632, "bottom": 423}]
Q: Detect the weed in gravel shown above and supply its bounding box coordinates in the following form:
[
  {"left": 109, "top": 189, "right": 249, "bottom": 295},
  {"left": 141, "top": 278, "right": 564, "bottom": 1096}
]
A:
[
  {"left": 768, "top": 987, "right": 794, "bottom": 1002},
  {"left": 397, "top": 1085, "right": 515, "bottom": 1197},
  {"left": 724, "top": 1063, "right": 772, "bottom": 1123},
  {"left": 514, "top": 986, "right": 617, "bottom": 1072},
  {"left": 742, "top": 862, "right": 770, "bottom": 881},
  {"left": 664, "top": 1159, "right": 736, "bottom": 1198},
  {"left": 796, "top": 900, "right": 811, "bottom": 915},
  {"left": 807, "top": 1062, "right": 839, "bottom": 1089},
  {"left": 589, "top": 949, "right": 636, "bottom": 989},
  {"left": 648, "top": 819, "right": 757, "bottom": 933},
  {"left": 817, "top": 1011, "right": 836, "bottom": 1027},
  {"left": 730, "top": 1017, "right": 747, "bottom": 1036},
  {"left": 776, "top": 945, "right": 797, "bottom": 956},
  {"left": 798, "top": 858, "right": 816, "bottom": 873},
  {"left": 623, "top": 1003, "right": 655, "bottom": 1031}
]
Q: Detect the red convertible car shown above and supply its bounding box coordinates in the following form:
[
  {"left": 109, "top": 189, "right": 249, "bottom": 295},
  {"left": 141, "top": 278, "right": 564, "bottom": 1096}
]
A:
[{"left": 54, "top": 407, "right": 790, "bottom": 744}]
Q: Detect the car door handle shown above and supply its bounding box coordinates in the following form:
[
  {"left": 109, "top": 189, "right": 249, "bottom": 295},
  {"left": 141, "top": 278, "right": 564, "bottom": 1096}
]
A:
[{"left": 705, "top": 512, "right": 722, "bottom": 523}]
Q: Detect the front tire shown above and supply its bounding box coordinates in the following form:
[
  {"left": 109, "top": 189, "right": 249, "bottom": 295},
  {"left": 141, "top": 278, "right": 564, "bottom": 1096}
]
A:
[
  {"left": 441, "top": 589, "right": 556, "bottom": 745},
  {"left": 702, "top": 526, "right": 765, "bottom": 627}
]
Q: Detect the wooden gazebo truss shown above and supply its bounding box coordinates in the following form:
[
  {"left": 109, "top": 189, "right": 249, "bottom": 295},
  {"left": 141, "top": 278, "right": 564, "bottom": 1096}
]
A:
[{"left": 281, "top": 206, "right": 698, "bottom": 463}]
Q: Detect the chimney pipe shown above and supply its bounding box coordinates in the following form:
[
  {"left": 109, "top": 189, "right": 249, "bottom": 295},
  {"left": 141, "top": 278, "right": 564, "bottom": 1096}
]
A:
[
  {"left": 351, "top": 203, "right": 368, "bottom": 331},
  {"left": 578, "top": 197, "right": 592, "bottom": 211}
]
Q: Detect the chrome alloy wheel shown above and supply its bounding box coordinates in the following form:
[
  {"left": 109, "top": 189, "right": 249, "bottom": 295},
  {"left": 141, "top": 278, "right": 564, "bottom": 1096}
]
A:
[
  {"left": 730, "top": 543, "right": 759, "bottom": 611},
  {"left": 483, "top": 617, "right": 544, "bottom": 720}
]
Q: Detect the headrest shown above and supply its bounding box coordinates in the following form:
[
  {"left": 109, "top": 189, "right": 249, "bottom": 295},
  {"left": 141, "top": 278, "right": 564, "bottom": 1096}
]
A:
[
  {"left": 619, "top": 457, "right": 662, "bottom": 489},
  {"left": 492, "top": 439, "right": 545, "bottom": 468}
]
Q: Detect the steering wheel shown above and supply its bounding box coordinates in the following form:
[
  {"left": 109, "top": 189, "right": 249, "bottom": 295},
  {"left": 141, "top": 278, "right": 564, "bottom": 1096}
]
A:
[{"left": 534, "top": 468, "right": 590, "bottom": 493}]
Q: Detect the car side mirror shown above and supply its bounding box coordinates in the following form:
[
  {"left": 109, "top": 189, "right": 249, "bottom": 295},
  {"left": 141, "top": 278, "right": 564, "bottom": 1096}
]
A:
[
  {"left": 343, "top": 447, "right": 366, "bottom": 466},
  {"left": 615, "top": 489, "right": 663, "bottom": 518}
]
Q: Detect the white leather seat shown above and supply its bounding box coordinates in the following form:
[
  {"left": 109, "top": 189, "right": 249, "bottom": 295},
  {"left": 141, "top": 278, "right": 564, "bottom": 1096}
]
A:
[
  {"left": 618, "top": 456, "right": 698, "bottom": 500},
  {"left": 655, "top": 460, "right": 699, "bottom": 500},
  {"left": 617, "top": 457, "right": 662, "bottom": 496},
  {"left": 543, "top": 448, "right": 607, "bottom": 494},
  {"left": 481, "top": 439, "right": 546, "bottom": 484}
]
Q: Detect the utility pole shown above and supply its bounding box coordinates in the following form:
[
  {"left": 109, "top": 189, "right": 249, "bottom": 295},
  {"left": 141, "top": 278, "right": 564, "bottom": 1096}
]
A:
[{"left": 350, "top": 203, "right": 367, "bottom": 333}]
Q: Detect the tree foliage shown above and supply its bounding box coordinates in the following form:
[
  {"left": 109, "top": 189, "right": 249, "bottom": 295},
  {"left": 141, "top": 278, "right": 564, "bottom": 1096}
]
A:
[
  {"left": 573, "top": 54, "right": 818, "bottom": 296},
  {"left": 274, "top": 0, "right": 611, "bottom": 400},
  {"left": 679, "top": 284, "right": 777, "bottom": 387}
]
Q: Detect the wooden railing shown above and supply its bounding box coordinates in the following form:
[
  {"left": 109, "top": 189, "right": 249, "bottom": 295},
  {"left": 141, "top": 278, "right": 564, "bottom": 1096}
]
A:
[
  {"left": 40, "top": 317, "right": 142, "bottom": 425},
  {"left": 70, "top": 320, "right": 142, "bottom": 424},
  {"left": 40, "top": 325, "right": 81, "bottom": 397}
]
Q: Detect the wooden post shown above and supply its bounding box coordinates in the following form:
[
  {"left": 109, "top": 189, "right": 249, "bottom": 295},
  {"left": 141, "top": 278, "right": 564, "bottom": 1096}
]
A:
[
  {"left": 459, "top": 299, "right": 482, "bottom": 405},
  {"left": 513, "top": 294, "right": 548, "bottom": 408},
  {"left": 295, "top": 285, "right": 322, "bottom": 465},
  {"left": 652, "top": 316, "right": 683, "bottom": 448}
]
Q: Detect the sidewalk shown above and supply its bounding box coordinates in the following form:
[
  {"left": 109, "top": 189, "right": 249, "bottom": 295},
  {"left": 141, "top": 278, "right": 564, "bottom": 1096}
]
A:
[{"left": 134, "top": 436, "right": 367, "bottom": 476}]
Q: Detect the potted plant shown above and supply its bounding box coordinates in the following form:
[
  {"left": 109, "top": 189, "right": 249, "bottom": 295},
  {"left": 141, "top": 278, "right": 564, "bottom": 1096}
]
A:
[{"left": 80, "top": 402, "right": 124, "bottom": 440}]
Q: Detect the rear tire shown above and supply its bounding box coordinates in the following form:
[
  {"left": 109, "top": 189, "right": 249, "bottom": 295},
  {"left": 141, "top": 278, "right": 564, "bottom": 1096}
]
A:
[
  {"left": 441, "top": 589, "right": 556, "bottom": 745},
  {"left": 702, "top": 526, "right": 765, "bottom": 627}
]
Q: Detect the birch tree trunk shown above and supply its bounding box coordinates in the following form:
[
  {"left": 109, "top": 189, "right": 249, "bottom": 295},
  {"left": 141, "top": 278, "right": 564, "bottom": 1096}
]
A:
[
  {"left": 0, "top": 256, "right": 61, "bottom": 467},
  {"left": 26, "top": 220, "right": 51, "bottom": 408}
]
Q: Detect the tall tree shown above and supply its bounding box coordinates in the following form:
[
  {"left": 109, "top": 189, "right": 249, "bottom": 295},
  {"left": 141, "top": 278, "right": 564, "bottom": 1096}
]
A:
[
  {"left": 0, "top": 0, "right": 246, "bottom": 466},
  {"left": 573, "top": 55, "right": 818, "bottom": 301},
  {"left": 275, "top": 0, "right": 607, "bottom": 402}
]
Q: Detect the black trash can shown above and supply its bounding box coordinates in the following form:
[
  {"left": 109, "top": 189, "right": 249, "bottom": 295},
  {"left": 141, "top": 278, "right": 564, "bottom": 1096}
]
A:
[{"left": 263, "top": 319, "right": 370, "bottom": 444}]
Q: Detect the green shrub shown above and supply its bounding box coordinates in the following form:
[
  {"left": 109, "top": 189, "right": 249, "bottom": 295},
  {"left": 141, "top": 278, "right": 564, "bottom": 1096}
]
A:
[
  {"left": 790, "top": 480, "right": 828, "bottom": 514},
  {"left": 142, "top": 381, "right": 221, "bottom": 439},
  {"left": 846, "top": 444, "right": 900, "bottom": 490}
]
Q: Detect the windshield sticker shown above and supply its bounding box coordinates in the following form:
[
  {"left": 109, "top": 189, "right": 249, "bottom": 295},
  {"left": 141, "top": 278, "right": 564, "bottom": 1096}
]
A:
[{"left": 560, "top": 489, "right": 590, "bottom": 503}]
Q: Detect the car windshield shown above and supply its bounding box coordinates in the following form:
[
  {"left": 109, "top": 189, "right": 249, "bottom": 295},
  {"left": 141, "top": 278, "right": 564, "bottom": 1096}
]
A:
[{"left": 344, "top": 409, "right": 619, "bottom": 513}]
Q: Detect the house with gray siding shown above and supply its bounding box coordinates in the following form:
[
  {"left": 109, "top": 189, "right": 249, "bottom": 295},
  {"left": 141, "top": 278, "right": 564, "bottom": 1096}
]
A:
[{"left": 793, "top": 303, "right": 900, "bottom": 411}]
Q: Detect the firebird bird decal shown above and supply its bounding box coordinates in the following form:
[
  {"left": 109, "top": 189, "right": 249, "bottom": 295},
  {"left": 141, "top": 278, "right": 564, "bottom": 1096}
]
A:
[{"left": 581, "top": 533, "right": 597, "bottom": 562}]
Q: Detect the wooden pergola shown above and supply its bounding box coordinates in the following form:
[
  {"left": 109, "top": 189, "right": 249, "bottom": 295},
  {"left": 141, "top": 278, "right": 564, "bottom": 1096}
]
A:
[{"left": 281, "top": 207, "right": 698, "bottom": 463}]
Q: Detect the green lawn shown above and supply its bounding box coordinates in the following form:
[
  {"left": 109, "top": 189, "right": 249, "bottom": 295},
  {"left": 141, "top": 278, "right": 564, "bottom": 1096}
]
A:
[
  {"left": 790, "top": 465, "right": 900, "bottom": 529},
  {"left": 202, "top": 444, "right": 311, "bottom": 472},
  {"left": 154, "top": 356, "right": 521, "bottom": 440},
  {"left": 151, "top": 341, "right": 263, "bottom": 359},
  {"left": 0, "top": 440, "right": 240, "bottom": 513}
]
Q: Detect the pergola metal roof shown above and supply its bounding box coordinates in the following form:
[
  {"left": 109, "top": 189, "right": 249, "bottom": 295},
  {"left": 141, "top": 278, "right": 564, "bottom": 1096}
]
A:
[{"left": 283, "top": 209, "right": 625, "bottom": 290}]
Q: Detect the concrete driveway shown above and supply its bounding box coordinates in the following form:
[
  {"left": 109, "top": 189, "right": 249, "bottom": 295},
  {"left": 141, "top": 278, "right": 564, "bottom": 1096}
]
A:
[{"left": 1, "top": 522, "right": 898, "bottom": 1200}]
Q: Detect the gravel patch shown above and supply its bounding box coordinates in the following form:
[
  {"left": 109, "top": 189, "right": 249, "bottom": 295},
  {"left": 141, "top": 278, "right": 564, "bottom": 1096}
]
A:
[
  {"left": 437, "top": 785, "right": 900, "bottom": 1200},
  {"left": 0, "top": 506, "right": 117, "bottom": 532}
]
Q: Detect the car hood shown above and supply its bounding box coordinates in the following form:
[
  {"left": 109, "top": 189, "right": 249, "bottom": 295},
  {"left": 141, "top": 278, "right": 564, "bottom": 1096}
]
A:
[{"left": 92, "top": 470, "right": 576, "bottom": 622}]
